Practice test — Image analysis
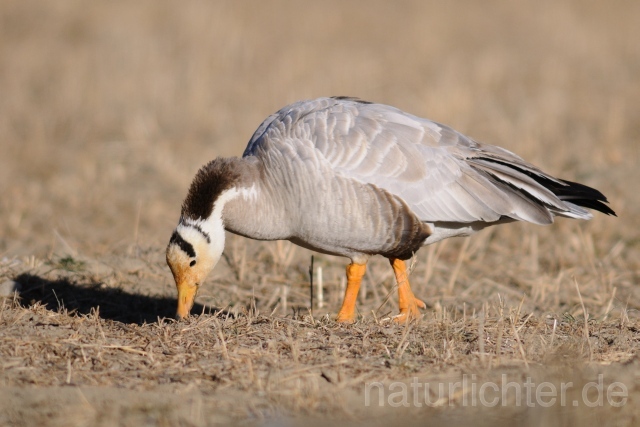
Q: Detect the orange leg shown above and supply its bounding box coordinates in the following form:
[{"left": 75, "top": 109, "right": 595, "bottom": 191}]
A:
[
  {"left": 390, "top": 258, "right": 425, "bottom": 323},
  {"left": 336, "top": 263, "right": 367, "bottom": 323}
]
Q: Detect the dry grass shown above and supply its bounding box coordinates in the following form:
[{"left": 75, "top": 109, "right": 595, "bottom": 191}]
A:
[{"left": 1, "top": 1, "right": 639, "bottom": 426}]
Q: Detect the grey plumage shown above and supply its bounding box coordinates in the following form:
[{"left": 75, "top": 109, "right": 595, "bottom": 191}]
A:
[
  {"left": 217, "top": 96, "right": 613, "bottom": 262},
  {"left": 169, "top": 96, "right": 615, "bottom": 321}
]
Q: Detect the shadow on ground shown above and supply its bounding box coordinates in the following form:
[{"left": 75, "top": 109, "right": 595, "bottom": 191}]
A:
[{"left": 14, "top": 273, "right": 213, "bottom": 325}]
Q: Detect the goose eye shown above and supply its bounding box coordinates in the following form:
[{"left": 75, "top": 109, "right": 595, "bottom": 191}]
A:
[{"left": 190, "top": 260, "right": 196, "bottom": 267}]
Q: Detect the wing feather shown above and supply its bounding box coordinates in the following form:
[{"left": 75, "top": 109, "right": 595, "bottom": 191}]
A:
[{"left": 243, "top": 97, "right": 604, "bottom": 225}]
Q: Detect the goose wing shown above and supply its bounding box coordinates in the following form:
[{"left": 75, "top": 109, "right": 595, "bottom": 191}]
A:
[{"left": 243, "top": 97, "right": 602, "bottom": 225}]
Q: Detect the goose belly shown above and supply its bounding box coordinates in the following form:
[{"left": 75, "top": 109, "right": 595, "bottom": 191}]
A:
[{"left": 290, "top": 176, "right": 431, "bottom": 261}]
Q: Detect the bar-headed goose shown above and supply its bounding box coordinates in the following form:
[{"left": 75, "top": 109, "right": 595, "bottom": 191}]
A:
[{"left": 167, "top": 97, "right": 615, "bottom": 322}]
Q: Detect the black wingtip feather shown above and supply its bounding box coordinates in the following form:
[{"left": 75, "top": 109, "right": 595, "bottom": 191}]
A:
[
  {"left": 556, "top": 179, "right": 616, "bottom": 217},
  {"left": 475, "top": 157, "right": 616, "bottom": 217},
  {"left": 566, "top": 198, "right": 617, "bottom": 216}
]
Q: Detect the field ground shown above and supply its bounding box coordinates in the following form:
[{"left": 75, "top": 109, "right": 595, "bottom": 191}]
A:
[{"left": 1, "top": 1, "right": 639, "bottom": 426}]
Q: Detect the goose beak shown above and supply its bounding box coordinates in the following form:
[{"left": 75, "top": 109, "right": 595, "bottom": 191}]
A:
[{"left": 176, "top": 280, "right": 198, "bottom": 320}]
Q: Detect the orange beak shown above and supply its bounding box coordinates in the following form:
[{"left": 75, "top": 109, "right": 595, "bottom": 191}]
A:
[{"left": 175, "top": 279, "right": 198, "bottom": 320}]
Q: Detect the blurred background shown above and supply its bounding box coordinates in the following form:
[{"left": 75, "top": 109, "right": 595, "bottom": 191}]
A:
[{"left": 0, "top": 0, "right": 637, "bottom": 261}]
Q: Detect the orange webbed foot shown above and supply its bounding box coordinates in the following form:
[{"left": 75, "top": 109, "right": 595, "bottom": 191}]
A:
[
  {"left": 336, "top": 311, "right": 357, "bottom": 323},
  {"left": 393, "top": 295, "right": 426, "bottom": 323},
  {"left": 390, "top": 258, "right": 425, "bottom": 323}
]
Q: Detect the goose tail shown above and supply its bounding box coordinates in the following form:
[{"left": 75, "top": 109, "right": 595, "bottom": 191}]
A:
[
  {"left": 468, "top": 155, "right": 616, "bottom": 222},
  {"left": 550, "top": 178, "right": 616, "bottom": 219}
]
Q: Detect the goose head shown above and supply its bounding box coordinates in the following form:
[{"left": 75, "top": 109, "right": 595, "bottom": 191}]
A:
[
  {"left": 166, "top": 157, "right": 256, "bottom": 319},
  {"left": 166, "top": 219, "right": 225, "bottom": 319}
]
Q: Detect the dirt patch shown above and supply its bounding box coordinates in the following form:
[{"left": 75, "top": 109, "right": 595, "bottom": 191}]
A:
[{"left": 1, "top": 248, "right": 639, "bottom": 426}]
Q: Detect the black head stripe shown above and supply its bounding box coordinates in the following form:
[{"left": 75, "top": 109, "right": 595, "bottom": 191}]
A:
[
  {"left": 191, "top": 223, "right": 211, "bottom": 243},
  {"left": 169, "top": 231, "right": 196, "bottom": 258}
]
